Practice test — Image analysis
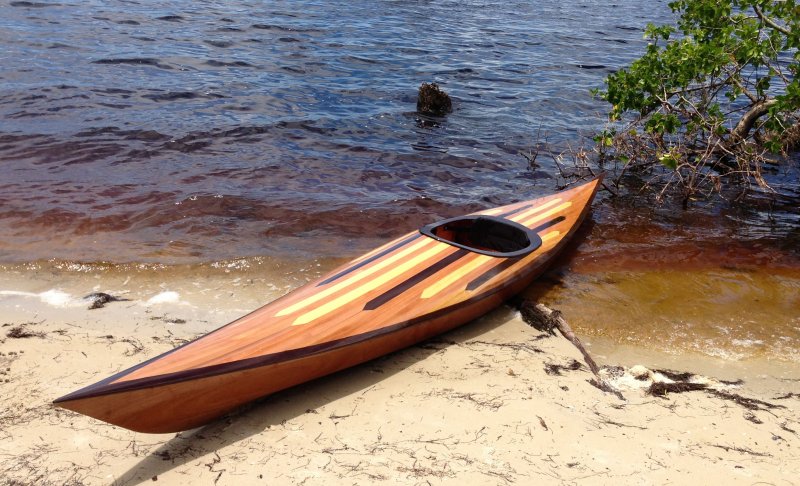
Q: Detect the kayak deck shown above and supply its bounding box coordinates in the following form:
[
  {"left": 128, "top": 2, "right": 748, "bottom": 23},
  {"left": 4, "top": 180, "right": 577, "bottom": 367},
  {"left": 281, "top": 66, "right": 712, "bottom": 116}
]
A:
[{"left": 55, "top": 177, "right": 602, "bottom": 433}]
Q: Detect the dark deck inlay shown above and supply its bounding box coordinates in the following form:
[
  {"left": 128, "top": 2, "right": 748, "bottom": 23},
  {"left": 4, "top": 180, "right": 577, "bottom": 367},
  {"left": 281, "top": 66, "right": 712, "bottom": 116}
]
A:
[
  {"left": 497, "top": 203, "right": 534, "bottom": 219},
  {"left": 363, "top": 249, "right": 467, "bottom": 310}
]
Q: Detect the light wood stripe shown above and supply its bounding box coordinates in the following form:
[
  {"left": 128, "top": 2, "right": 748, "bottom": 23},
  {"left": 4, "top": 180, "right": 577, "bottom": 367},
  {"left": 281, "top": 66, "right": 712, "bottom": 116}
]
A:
[
  {"left": 479, "top": 207, "right": 506, "bottom": 216},
  {"left": 421, "top": 254, "right": 493, "bottom": 299},
  {"left": 277, "top": 237, "right": 434, "bottom": 317},
  {"left": 519, "top": 201, "right": 572, "bottom": 227},
  {"left": 541, "top": 230, "right": 561, "bottom": 243},
  {"left": 508, "top": 198, "right": 563, "bottom": 222},
  {"left": 293, "top": 243, "right": 451, "bottom": 325}
]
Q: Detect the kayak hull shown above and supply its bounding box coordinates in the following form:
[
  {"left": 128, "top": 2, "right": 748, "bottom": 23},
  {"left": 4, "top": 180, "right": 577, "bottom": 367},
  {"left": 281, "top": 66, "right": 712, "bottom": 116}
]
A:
[{"left": 55, "top": 177, "right": 602, "bottom": 433}]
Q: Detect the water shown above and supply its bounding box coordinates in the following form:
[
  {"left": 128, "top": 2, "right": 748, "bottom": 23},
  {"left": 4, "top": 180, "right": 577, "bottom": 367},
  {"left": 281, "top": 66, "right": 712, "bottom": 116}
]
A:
[
  {"left": 1, "top": 0, "right": 799, "bottom": 363},
  {"left": 0, "top": 0, "right": 668, "bottom": 262}
]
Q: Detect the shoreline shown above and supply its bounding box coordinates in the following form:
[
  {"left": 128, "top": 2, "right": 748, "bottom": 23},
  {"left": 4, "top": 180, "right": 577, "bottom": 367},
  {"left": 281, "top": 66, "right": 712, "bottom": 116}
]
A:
[
  {"left": 1, "top": 264, "right": 798, "bottom": 484},
  {"left": 5, "top": 250, "right": 798, "bottom": 364}
]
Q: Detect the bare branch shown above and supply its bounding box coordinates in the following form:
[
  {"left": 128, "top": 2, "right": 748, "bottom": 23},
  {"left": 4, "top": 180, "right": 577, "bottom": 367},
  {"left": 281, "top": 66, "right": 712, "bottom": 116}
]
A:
[
  {"left": 730, "top": 99, "right": 779, "bottom": 142},
  {"left": 753, "top": 4, "right": 791, "bottom": 37}
]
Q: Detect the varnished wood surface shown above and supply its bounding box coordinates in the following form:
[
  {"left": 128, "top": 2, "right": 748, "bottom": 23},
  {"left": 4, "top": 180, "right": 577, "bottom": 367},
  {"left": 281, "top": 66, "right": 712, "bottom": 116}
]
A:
[{"left": 55, "top": 176, "right": 602, "bottom": 432}]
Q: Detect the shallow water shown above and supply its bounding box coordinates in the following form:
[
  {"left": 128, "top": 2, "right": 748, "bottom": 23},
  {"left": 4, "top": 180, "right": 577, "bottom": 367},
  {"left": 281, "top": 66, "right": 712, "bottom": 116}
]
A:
[
  {"left": 1, "top": 0, "right": 798, "bottom": 364},
  {"left": 529, "top": 267, "right": 800, "bottom": 363},
  {"left": 521, "top": 199, "right": 800, "bottom": 363}
]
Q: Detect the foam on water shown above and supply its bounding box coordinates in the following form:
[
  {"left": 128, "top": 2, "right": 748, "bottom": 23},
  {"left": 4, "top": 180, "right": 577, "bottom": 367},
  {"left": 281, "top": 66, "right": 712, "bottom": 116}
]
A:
[
  {"left": 146, "top": 291, "right": 182, "bottom": 305},
  {"left": 0, "top": 289, "right": 83, "bottom": 308}
]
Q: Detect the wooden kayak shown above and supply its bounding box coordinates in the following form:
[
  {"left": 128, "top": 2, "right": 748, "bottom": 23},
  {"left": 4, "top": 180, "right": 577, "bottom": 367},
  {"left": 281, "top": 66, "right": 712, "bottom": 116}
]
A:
[{"left": 54, "top": 176, "right": 602, "bottom": 433}]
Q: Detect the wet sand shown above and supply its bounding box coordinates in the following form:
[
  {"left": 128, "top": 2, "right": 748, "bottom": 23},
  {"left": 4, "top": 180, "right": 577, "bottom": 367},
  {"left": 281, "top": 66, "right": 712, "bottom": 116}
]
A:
[{"left": 1, "top": 263, "right": 798, "bottom": 485}]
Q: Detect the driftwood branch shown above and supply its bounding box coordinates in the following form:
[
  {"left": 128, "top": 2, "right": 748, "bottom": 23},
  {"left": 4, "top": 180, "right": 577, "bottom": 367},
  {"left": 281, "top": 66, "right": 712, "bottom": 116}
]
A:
[{"left": 519, "top": 300, "right": 623, "bottom": 400}]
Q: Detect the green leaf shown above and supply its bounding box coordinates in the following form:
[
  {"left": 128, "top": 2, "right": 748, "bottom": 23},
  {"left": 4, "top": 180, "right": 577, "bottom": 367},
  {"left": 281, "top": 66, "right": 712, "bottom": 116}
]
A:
[{"left": 658, "top": 151, "right": 679, "bottom": 170}]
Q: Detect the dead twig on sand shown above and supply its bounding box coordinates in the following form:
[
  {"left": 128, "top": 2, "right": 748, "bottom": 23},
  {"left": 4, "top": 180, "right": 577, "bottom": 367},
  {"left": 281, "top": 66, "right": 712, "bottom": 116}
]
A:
[
  {"left": 643, "top": 370, "right": 786, "bottom": 417},
  {"left": 709, "top": 443, "right": 771, "bottom": 457},
  {"left": 519, "top": 300, "right": 623, "bottom": 400}
]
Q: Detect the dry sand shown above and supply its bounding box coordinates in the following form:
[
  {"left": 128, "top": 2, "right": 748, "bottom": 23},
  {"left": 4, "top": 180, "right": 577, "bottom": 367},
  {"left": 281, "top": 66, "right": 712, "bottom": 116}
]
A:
[{"left": 0, "top": 267, "right": 798, "bottom": 485}]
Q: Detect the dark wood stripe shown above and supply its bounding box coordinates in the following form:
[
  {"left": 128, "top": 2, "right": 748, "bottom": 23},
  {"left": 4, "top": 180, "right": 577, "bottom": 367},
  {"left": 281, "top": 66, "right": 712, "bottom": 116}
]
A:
[
  {"left": 497, "top": 203, "right": 533, "bottom": 219},
  {"left": 465, "top": 260, "right": 516, "bottom": 291},
  {"left": 316, "top": 233, "right": 420, "bottom": 287},
  {"left": 531, "top": 216, "right": 565, "bottom": 233},
  {"left": 363, "top": 249, "right": 468, "bottom": 311},
  {"left": 464, "top": 216, "right": 566, "bottom": 291},
  {"left": 54, "top": 280, "right": 521, "bottom": 403}
]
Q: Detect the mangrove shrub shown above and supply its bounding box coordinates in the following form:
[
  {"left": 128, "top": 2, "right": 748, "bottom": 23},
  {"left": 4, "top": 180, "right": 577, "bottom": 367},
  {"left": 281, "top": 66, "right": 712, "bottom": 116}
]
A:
[{"left": 594, "top": 0, "right": 800, "bottom": 201}]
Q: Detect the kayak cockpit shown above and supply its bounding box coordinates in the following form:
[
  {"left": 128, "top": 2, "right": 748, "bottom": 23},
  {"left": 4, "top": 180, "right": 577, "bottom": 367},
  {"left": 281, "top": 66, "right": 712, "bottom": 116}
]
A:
[{"left": 420, "top": 215, "right": 542, "bottom": 258}]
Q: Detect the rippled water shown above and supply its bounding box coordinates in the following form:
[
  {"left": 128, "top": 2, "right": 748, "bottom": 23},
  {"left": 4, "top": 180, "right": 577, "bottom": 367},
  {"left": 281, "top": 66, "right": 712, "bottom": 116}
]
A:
[{"left": 0, "top": 0, "right": 670, "bottom": 262}]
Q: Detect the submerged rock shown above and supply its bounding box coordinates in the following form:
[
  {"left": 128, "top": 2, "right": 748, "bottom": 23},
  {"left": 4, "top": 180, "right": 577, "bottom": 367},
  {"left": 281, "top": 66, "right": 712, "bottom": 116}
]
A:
[
  {"left": 84, "top": 292, "right": 125, "bottom": 310},
  {"left": 417, "top": 82, "right": 452, "bottom": 116}
]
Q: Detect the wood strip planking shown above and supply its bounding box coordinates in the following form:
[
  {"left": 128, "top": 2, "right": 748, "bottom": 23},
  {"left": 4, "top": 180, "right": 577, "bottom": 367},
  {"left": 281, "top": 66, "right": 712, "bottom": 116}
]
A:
[
  {"left": 464, "top": 259, "right": 517, "bottom": 292},
  {"left": 421, "top": 253, "right": 493, "bottom": 299},
  {"left": 52, "top": 177, "right": 604, "bottom": 433},
  {"left": 506, "top": 197, "right": 563, "bottom": 222},
  {"left": 477, "top": 198, "right": 533, "bottom": 217},
  {"left": 293, "top": 243, "right": 452, "bottom": 325},
  {"left": 71, "top": 279, "right": 516, "bottom": 400},
  {"left": 123, "top": 191, "right": 586, "bottom": 381},
  {"left": 115, "top": 239, "right": 449, "bottom": 380},
  {"left": 518, "top": 201, "right": 572, "bottom": 227},
  {"left": 363, "top": 249, "right": 468, "bottom": 310},
  {"left": 496, "top": 204, "right": 532, "bottom": 218},
  {"left": 531, "top": 216, "right": 566, "bottom": 233},
  {"left": 277, "top": 236, "right": 434, "bottom": 317},
  {"left": 55, "top": 273, "right": 544, "bottom": 434},
  {"left": 541, "top": 230, "right": 560, "bottom": 243}
]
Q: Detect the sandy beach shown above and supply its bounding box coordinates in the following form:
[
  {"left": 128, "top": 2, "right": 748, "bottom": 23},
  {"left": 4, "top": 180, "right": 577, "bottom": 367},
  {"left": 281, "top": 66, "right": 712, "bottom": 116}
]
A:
[{"left": 1, "top": 263, "right": 798, "bottom": 485}]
